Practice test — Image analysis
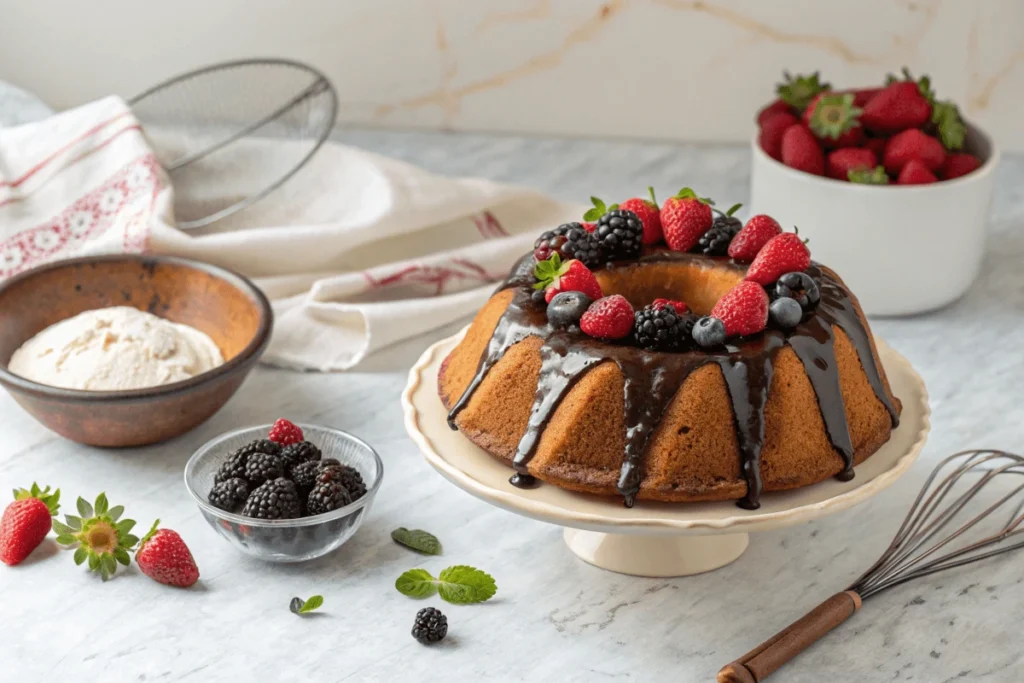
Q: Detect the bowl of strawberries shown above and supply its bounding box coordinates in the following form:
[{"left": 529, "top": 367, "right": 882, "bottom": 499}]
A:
[{"left": 751, "top": 69, "right": 999, "bottom": 316}]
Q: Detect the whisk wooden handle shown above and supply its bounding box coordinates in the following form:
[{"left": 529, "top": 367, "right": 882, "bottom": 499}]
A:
[{"left": 717, "top": 590, "right": 862, "bottom": 683}]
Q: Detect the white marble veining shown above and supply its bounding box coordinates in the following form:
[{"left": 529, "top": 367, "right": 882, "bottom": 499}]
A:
[{"left": 1, "top": 126, "right": 1023, "bottom": 681}]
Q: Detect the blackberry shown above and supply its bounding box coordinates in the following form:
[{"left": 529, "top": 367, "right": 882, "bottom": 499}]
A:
[
  {"left": 633, "top": 304, "right": 696, "bottom": 351},
  {"left": 213, "top": 439, "right": 281, "bottom": 484},
  {"left": 244, "top": 451, "right": 285, "bottom": 487},
  {"left": 319, "top": 464, "right": 368, "bottom": 501},
  {"left": 546, "top": 291, "right": 591, "bottom": 329},
  {"left": 412, "top": 607, "right": 448, "bottom": 644},
  {"left": 208, "top": 477, "right": 249, "bottom": 512},
  {"left": 692, "top": 316, "right": 727, "bottom": 348},
  {"left": 307, "top": 480, "right": 352, "bottom": 516},
  {"left": 533, "top": 223, "right": 603, "bottom": 267},
  {"left": 594, "top": 209, "right": 643, "bottom": 260},
  {"left": 290, "top": 460, "right": 322, "bottom": 495},
  {"left": 697, "top": 215, "right": 742, "bottom": 256},
  {"left": 279, "top": 441, "right": 321, "bottom": 471},
  {"left": 241, "top": 478, "right": 302, "bottom": 520}
]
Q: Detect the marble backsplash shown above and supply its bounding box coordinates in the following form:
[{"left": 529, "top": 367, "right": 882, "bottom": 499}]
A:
[{"left": 2, "top": 0, "right": 1022, "bottom": 151}]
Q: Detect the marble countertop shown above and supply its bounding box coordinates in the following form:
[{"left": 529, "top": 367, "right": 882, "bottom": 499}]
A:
[{"left": 2, "top": 118, "right": 1023, "bottom": 681}]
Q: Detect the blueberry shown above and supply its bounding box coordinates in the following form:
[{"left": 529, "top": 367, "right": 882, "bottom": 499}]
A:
[
  {"left": 769, "top": 297, "right": 803, "bottom": 329},
  {"left": 775, "top": 272, "right": 820, "bottom": 310},
  {"left": 692, "top": 316, "right": 726, "bottom": 348},
  {"left": 531, "top": 288, "right": 548, "bottom": 305},
  {"left": 547, "top": 291, "right": 592, "bottom": 328}
]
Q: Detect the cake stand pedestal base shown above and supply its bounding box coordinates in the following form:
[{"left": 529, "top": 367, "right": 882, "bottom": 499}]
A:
[{"left": 563, "top": 529, "right": 749, "bottom": 577}]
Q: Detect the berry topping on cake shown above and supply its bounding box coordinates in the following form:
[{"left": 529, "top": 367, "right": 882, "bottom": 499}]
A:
[
  {"left": 769, "top": 297, "right": 804, "bottom": 330},
  {"left": 652, "top": 298, "right": 688, "bottom": 313},
  {"left": 775, "top": 272, "right": 820, "bottom": 310},
  {"left": 692, "top": 316, "right": 727, "bottom": 348},
  {"left": 617, "top": 188, "right": 664, "bottom": 245},
  {"left": 883, "top": 128, "right": 946, "bottom": 175},
  {"left": 580, "top": 295, "right": 634, "bottom": 340},
  {"left": 593, "top": 209, "right": 644, "bottom": 260},
  {"left": 533, "top": 223, "right": 603, "bottom": 266},
  {"left": 746, "top": 232, "right": 811, "bottom": 286},
  {"left": 269, "top": 419, "right": 304, "bottom": 446},
  {"left": 896, "top": 159, "right": 938, "bottom": 185},
  {"left": 711, "top": 281, "right": 769, "bottom": 337},
  {"left": 661, "top": 187, "right": 714, "bottom": 252},
  {"left": 728, "top": 214, "right": 782, "bottom": 262},
  {"left": 547, "top": 291, "right": 593, "bottom": 329},
  {"left": 697, "top": 204, "right": 743, "bottom": 256},
  {"left": 533, "top": 255, "right": 603, "bottom": 303},
  {"left": 633, "top": 303, "right": 696, "bottom": 351}
]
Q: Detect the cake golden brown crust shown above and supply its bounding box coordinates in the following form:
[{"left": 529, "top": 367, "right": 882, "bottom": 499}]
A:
[{"left": 439, "top": 254, "right": 901, "bottom": 506}]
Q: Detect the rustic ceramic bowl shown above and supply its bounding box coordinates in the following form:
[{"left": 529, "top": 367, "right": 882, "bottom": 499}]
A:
[{"left": 0, "top": 255, "right": 272, "bottom": 447}]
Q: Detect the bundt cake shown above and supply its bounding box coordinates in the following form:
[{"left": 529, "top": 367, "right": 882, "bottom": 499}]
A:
[{"left": 438, "top": 193, "right": 901, "bottom": 509}]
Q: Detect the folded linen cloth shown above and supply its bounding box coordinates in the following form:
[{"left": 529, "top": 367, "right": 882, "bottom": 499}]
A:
[{"left": 0, "top": 96, "right": 581, "bottom": 370}]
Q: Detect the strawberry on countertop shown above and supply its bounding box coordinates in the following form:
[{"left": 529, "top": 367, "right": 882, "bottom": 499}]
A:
[
  {"left": 0, "top": 484, "right": 59, "bottom": 566},
  {"left": 617, "top": 188, "right": 664, "bottom": 245},
  {"left": 534, "top": 254, "right": 603, "bottom": 303},
  {"left": 135, "top": 520, "right": 200, "bottom": 588},
  {"left": 746, "top": 232, "right": 812, "bottom": 286},
  {"left": 711, "top": 281, "right": 769, "bottom": 337},
  {"left": 580, "top": 295, "right": 634, "bottom": 340},
  {"left": 661, "top": 187, "right": 714, "bottom": 252},
  {"left": 728, "top": 214, "right": 782, "bottom": 263}
]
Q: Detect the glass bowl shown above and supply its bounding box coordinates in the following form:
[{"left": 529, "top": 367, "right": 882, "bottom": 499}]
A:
[{"left": 184, "top": 424, "right": 383, "bottom": 562}]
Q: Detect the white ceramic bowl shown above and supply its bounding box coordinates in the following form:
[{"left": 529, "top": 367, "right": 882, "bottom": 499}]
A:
[{"left": 750, "top": 122, "right": 999, "bottom": 316}]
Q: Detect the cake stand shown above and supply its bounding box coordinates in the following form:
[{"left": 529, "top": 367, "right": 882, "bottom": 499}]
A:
[{"left": 402, "top": 329, "right": 930, "bottom": 577}]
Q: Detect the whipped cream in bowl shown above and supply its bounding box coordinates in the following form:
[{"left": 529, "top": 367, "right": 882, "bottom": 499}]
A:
[{"left": 9, "top": 307, "right": 225, "bottom": 392}]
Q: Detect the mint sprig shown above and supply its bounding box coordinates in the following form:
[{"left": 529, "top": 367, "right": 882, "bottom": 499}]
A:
[
  {"left": 582, "top": 196, "right": 619, "bottom": 223},
  {"left": 391, "top": 528, "right": 442, "bottom": 555},
  {"left": 290, "top": 595, "right": 324, "bottom": 615},
  {"left": 395, "top": 565, "right": 497, "bottom": 604}
]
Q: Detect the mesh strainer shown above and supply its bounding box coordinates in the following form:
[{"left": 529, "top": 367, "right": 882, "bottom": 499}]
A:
[{"left": 129, "top": 58, "right": 337, "bottom": 229}]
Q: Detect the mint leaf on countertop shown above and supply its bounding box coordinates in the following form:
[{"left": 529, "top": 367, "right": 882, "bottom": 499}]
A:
[
  {"left": 391, "top": 528, "right": 442, "bottom": 555},
  {"left": 395, "top": 565, "right": 497, "bottom": 604},
  {"left": 290, "top": 595, "right": 324, "bottom": 615}
]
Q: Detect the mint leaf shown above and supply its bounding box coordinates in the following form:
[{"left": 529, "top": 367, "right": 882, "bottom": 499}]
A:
[
  {"left": 437, "top": 565, "right": 497, "bottom": 604},
  {"left": 391, "top": 528, "right": 442, "bottom": 555},
  {"left": 395, "top": 569, "right": 438, "bottom": 598},
  {"left": 290, "top": 595, "right": 324, "bottom": 615}
]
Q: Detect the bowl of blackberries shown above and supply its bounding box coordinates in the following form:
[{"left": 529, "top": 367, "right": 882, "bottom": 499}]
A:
[{"left": 184, "top": 419, "right": 383, "bottom": 562}]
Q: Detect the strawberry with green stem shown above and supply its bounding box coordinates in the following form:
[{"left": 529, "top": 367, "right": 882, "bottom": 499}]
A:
[
  {"left": 0, "top": 484, "right": 60, "bottom": 566},
  {"left": 775, "top": 71, "right": 831, "bottom": 111},
  {"left": 616, "top": 187, "right": 664, "bottom": 245},
  {"left": 805, "top": 92, "right": 864, "bottom": 148},
  {"left": 53, "top": 493, "right": 137, "bottom": 581}
]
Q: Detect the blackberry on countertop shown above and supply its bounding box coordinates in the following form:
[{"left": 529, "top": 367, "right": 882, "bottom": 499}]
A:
[
  {"left": 208, "top": 477, "right": 249, "bottom": 512},
  {"left": 533, "top": 223, "right": 603, "bottom": 267},
  {"left": 697, "top": 214, "right": 742, "bottom": 256},
  {"left": 213, "top": 439, "right": 282, "bottom": 484},
  {"left": 279, "top": 441, "right": 322, "bottom": 471},
  {"left": 244, "top": 451, "right": 285, "bottom": 487},
  {"left": 241, "top": 478, "right": 303, "bottom": 520},
  {"left": 594, "top": 209, "right": 643, "bottom": 260},
  {"left": 307, "top": 480, "right": 352, "bottom": 516},
  {"left": 412, "top": 607, "right": 448, "bottom": 645},
  {"left": 318, "top": 464, "right": 368, "bottom": 501},
  {"left": 633, "top": 304, "right": 696, "bottom": 351}
]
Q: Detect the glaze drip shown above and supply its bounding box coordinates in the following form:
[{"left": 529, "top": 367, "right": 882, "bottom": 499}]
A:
[{"left": 447, "top": 253, "right": 898, "bottom": 509}]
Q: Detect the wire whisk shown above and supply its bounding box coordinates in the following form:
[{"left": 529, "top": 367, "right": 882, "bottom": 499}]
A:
[{"left": 719, "top": 450, "right": 1024, "bottom": 683}]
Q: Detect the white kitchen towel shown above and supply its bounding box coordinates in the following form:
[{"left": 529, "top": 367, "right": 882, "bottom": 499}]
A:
[{"left": 0, "top": 96, "right": 581, "bottom": 370}]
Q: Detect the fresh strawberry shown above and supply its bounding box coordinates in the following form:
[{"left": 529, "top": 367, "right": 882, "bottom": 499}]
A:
[
  {"left": 861, "top": 81, "right": 931, "bottom": 134},
  {"left": 533, "top": 254, "right": 603, "bottom": 303},
  {"left": 780, "top": 125, "right": 825, "bottom": 176},
  {"left": 580, "top": 295, "right": 634, "bottom": 340},
  {"left": 850, "top": 87, "right": 882, "bottom": 108},
  {"left": 826, "top": 148, "right": 877, "bottom": 180},
  {"left": 728, "top": 215, "right": 782, "bottom": 262},
  {"left": 710, "top": 281, "right": 769, "bottom": 337},
  {"left": 940, "top": 153, "right": 982, "bottom": 180},
  {"left": 746, "top": 232, "right": 811, "bottom": 286},
  {"left": 652, "top": 298, "right": 688, "bottom": 313},
  {"left": 660, "top": 187, "right": 714, "bottom": 252},
  {"left": 618, "top": 187, "right": 663, "bottom": 245},
  {"left": 756, "top": 99, "right": 793, "bottom": 127},
  {"left": 883, "top": 129, "right": 946, "bottom": 174},
  {"left": 759, "top": 111, "right": 799, "bottom": 160},
  {"left": 775, "top": 71, "right": 831, "bottom": 111},
  {"left": 863, "top": 136, "right": 888, "bottom": 158},
  {"left": 896, "top": 159, "right": 938, "bottom": 185},
  {"left": 847, "top": 166, "right": 890, "bottom": 185},
  {"left": 135, "top": 520, "right": 200, "bottom": 588},
  {"left": 0, "top": 484, "right": 59, "bottom": 566},
  {"left": 269, "top": 418, "right": 304, "bottom": 445},
  {"left": 805, "top": 92, "right": 864, "bottom": 149}
]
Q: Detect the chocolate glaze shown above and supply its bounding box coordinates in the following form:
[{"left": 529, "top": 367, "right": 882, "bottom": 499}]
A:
[{"left": 448, "top": 252, "right": 899, "bottom": 509}]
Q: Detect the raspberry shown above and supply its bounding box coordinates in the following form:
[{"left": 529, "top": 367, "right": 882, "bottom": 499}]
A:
[{"left": 268, "top": 419, "right": 304, "bottom": 446}]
